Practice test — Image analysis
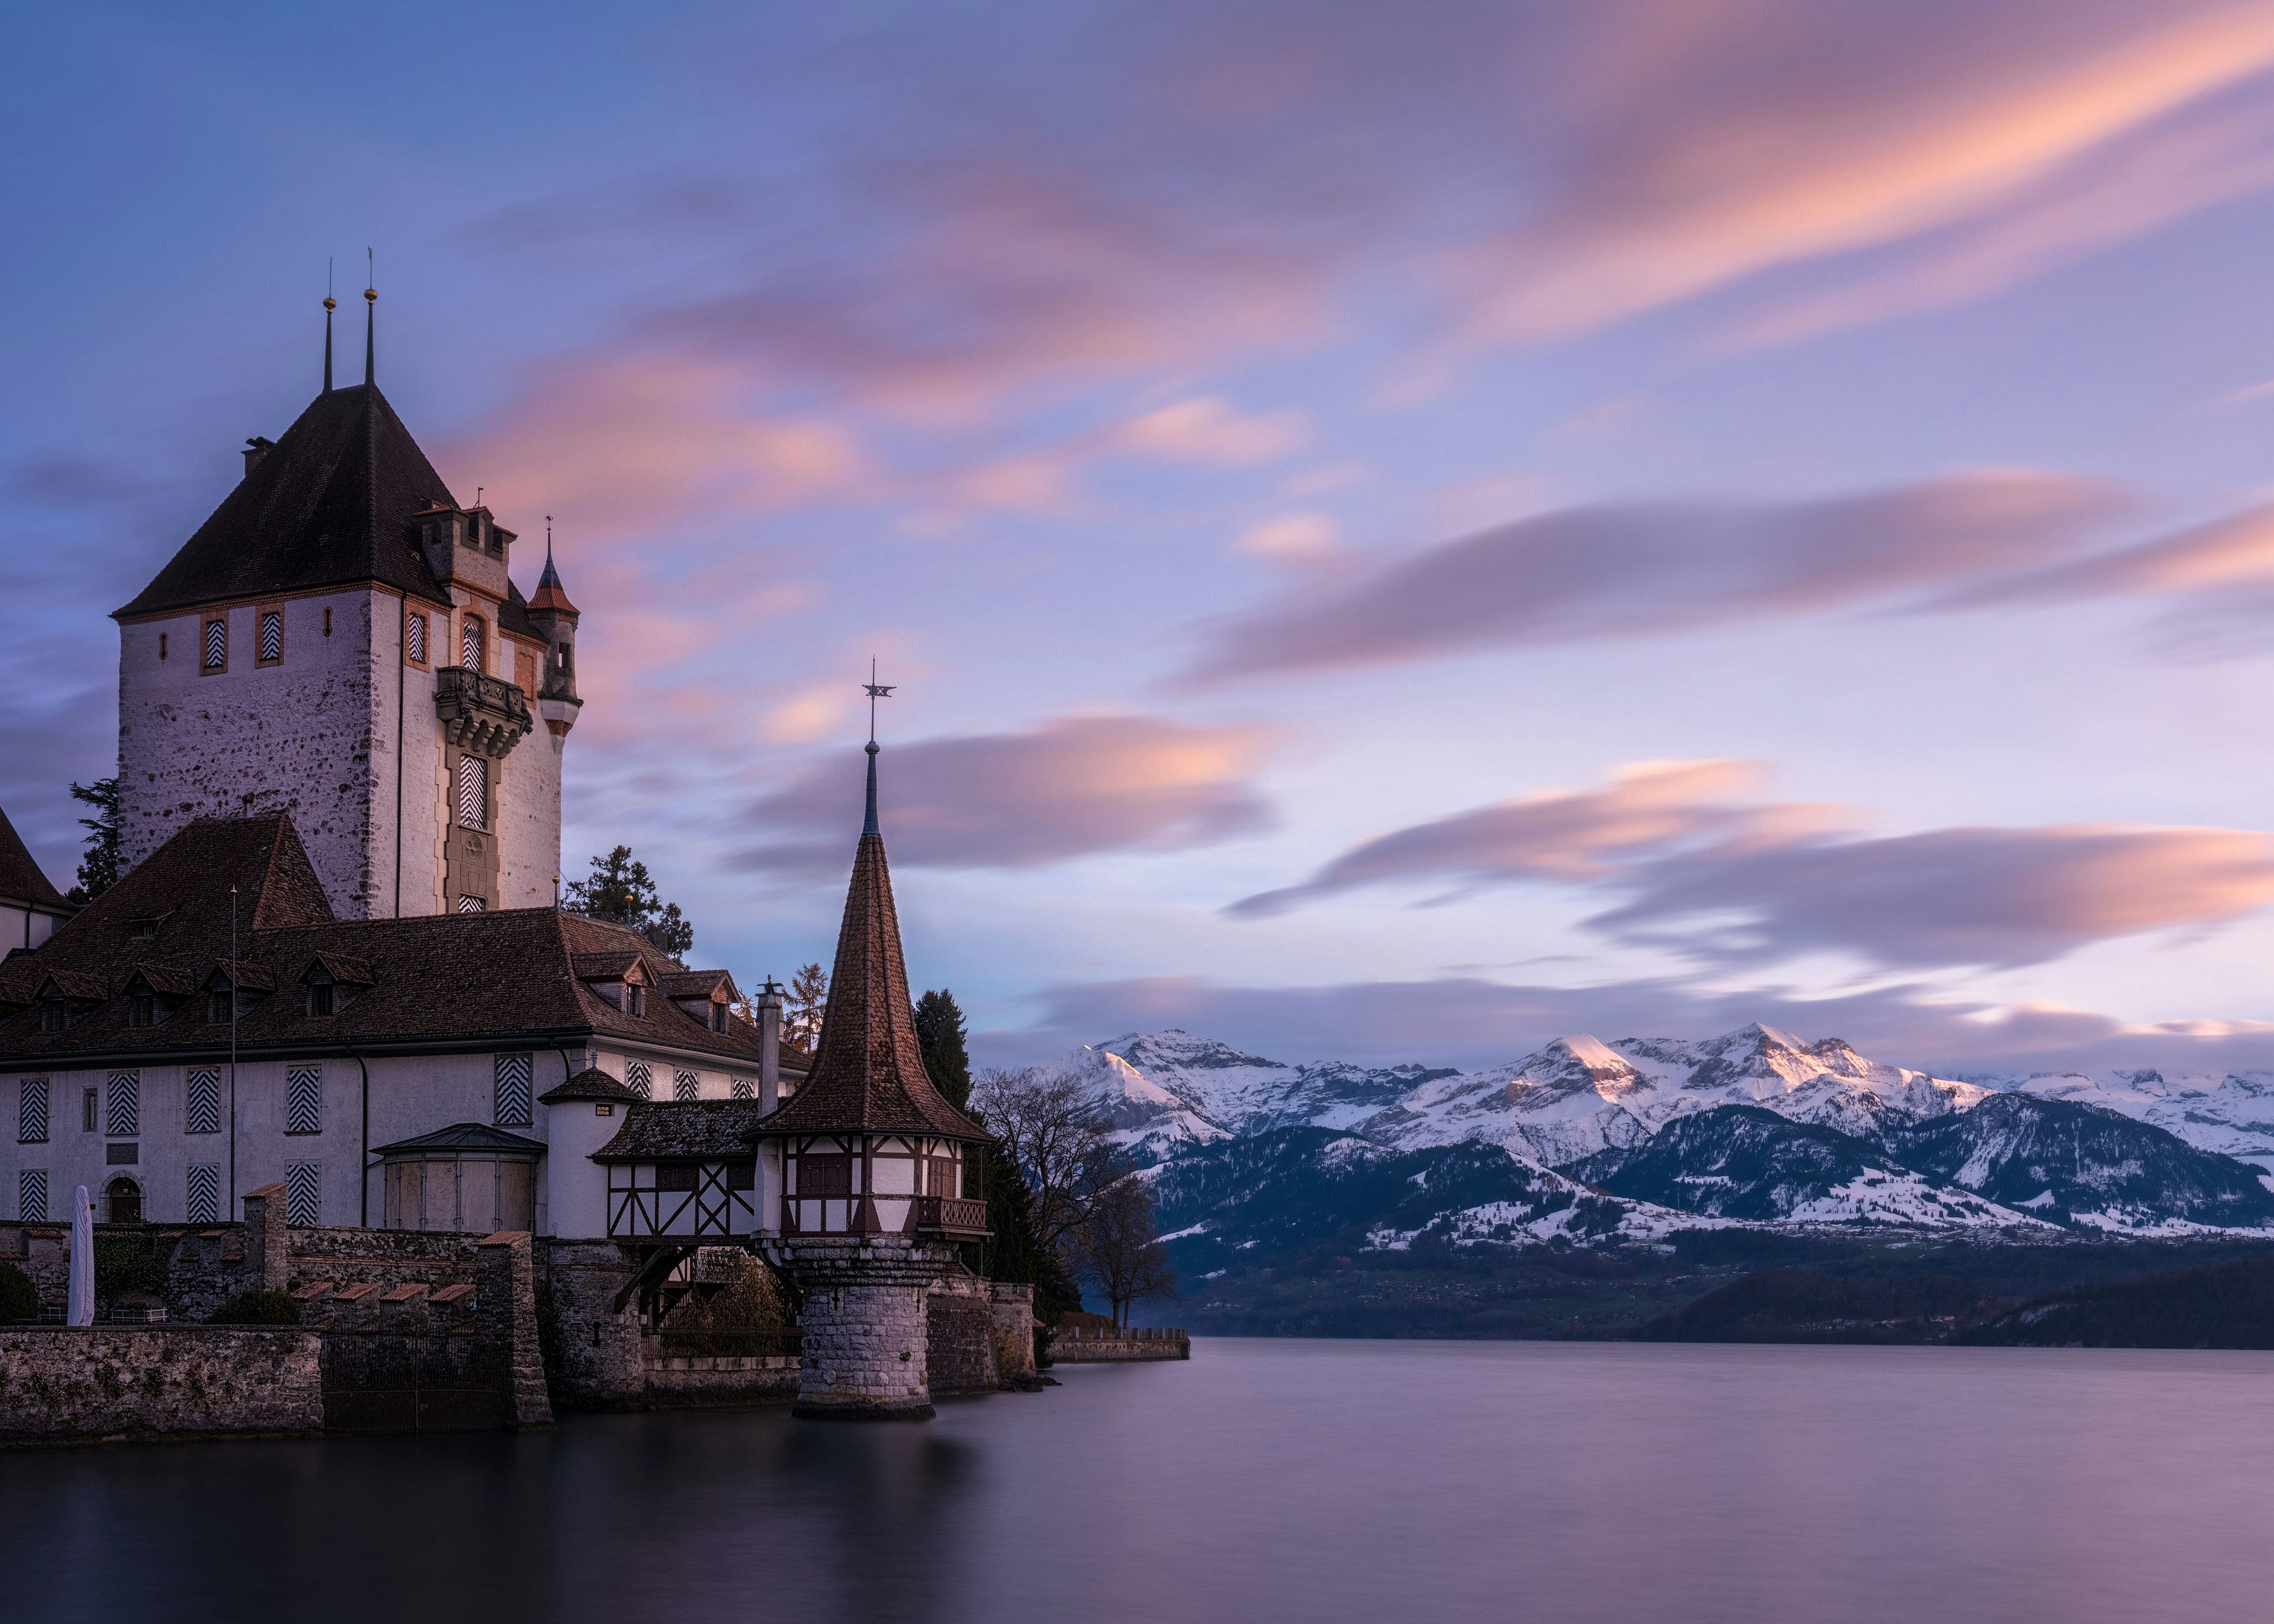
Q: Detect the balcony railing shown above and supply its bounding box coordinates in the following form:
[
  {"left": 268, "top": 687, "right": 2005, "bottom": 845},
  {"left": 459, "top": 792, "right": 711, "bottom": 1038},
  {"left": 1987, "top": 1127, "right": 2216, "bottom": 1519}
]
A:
[
  {"left": 434, "top": 666, "right": 534, "bottom": 757},
  {"left": 913, "top": 1196, "right": 991, "bottom": 1236}
]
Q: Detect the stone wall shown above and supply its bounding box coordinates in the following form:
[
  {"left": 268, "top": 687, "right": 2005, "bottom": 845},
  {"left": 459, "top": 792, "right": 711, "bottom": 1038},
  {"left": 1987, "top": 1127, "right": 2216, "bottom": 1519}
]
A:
[
  {"left": 926, "top": 1278, "right": 998, "bottom": 1396},
  {"left": 1049, "top": 1326, "right": 1191, "bottom": 1362},
  {"left": 640, "top": 1350, "right": 799, "bottom": 1407},
  {"left": 775, "top": 1236, "right": 959, "bottom": 1419},
  {"left": 0, "top": 1224, "right": 67, "bottom": 1310},
  {"left": 532, "top": 1237, "right": 646, "bottom": 1410},
  {"left": 991, "top": 1283, "right": 1038, "bottom": 1385},
  {"left": 0, "top": 1326, "right": 322, "bottom": 1445}
]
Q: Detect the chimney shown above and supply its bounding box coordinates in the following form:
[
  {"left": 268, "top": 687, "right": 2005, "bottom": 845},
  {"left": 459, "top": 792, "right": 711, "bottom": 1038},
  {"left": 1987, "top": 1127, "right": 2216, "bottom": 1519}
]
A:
[
  {"left": 242, "top": 436, "right": 276, "bottom": 477},
  {"left": 758, "top": 977, "right": 783, "bottom": 1112}
]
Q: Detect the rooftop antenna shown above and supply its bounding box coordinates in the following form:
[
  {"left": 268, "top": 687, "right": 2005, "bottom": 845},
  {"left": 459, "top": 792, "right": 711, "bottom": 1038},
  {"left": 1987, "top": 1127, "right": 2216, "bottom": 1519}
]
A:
[
  {"left": 322, "top": 259, "right": 336, "bottom": 394},
  {"left": 862, "top": 658, "right": 895, "bottom": 837},
  {"left": 362, "top": 247, "right": 376, "bottom": 387}
]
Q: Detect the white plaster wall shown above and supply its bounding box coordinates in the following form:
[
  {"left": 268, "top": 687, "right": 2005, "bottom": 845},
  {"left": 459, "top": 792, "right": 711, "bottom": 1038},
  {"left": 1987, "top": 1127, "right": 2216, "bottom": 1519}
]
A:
[
  {"left": 118, "top": 590, "right": 386, "bottom": 916},
  {"left": 1, "top": 903, "right": 62, "bottom": 954},
  {"left": 593, "top": 1047, "right": 760, "bottom": 1102}
]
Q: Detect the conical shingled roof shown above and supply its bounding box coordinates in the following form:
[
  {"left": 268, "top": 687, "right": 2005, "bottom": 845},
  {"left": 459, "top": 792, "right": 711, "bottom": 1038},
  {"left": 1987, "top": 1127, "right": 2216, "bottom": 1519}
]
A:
[
  {"left": 115, "top": 383, "right": 457, "bottom": 620},
  {"left": 757, "top": 752, "right": 987, "bottom": 1141},
  {"left": 0, "top": 803, "right": 66, "bottom": 909}
]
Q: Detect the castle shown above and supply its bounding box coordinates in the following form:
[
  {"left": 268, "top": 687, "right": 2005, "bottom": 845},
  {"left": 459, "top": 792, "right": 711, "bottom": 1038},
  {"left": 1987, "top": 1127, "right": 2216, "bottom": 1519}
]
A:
[{"left": 0, "top": 298, "right": 1028, "bottom": 1429}]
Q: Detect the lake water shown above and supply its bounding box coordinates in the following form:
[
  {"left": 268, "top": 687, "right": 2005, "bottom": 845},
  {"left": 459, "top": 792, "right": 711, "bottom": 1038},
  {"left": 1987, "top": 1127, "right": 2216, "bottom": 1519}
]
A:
[{"left": 5, "top": 1339, "right": 2273, "bottom": 1622}]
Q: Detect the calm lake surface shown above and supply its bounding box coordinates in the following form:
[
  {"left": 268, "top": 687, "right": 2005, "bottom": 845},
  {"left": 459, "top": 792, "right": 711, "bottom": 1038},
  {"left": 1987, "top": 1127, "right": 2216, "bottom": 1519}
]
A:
[{"left": 5, "top": 1338, "right": 2273, "bottom": 1622}]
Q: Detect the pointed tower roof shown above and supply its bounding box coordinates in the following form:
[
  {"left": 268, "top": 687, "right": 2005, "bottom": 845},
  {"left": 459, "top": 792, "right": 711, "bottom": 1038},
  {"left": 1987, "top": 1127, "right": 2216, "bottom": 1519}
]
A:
[
  {"left": 757, "top": 748, "right": 987, "bottom": 1141},
  {"left": 0, "top": 803, "right": 67, "bottom": 911},
  {"left": 114, "top": 384, "right": 457, "bottom": 621},
  {"left": 530, "top": 544, "right": 579, "bottom": 616}
]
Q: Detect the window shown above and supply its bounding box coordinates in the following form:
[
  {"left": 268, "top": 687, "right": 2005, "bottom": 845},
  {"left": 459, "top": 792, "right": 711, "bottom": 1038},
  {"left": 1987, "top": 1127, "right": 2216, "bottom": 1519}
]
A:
[
  {"left": 159, "top": 632, "right": 169, "bottom": 661},
  {"left": 206, "top": 987, "right": 234, "bottom": 1024},
  {"left": 20, "top": 1169, "right": 49, "bottom": 1223},
  {"left": 494, "top": 1053, "right": 533, "bottom": 1127},
  {"left": 185, "top": 1069, "right": 220, "bottom": 1135},
  {"left": 673, "top": 1069, "right": 699, "bottom": 1102},
  {"left": 257, "top": 607, "right": 283, "bottom": 665},
  {"left": 285, "top": 1066, "right": 322, "bottom": 1135},
  {"left": 129, "top": 992, "right": 156, "bottom": 1028},
  {"left": 285, "top": 1162, "right": 320, "bottom": 1226},
  {"left": 105, "top": 1177, "right": 141, "bottom": 1224},
  {"left": 799, "top": 1155, "right": 852, "bottom": 1197},
  {"left": 628, "top": 983, "right": 647, "bottom": 1018},
  {"left": 625, "top": 1059, "right": 653, "bottom": 1099},
  {"left": 17, "top": 1078, "right": 47, "bottom": 1144},
  {"left": 730, "top": 1076, "right": 753, "bottom": 1101},
  {"left": 82, "top": 1088, "right": 97, "bottom": 1132},
  {"left": 107, "top": 1072, "right": 139, "bottom": 1138},
  {"left": 38, "top": 997, "right": 68, "bottom": 1033},
  {"left": 323, "top": 606, "right": 333, "bottom": 637},
  {"left": 461, "top": 616, "right": 484, "bottom": 673},
  {"left": 187, "top": 1163, "right": 221, "bottom": 1224},
  {"left": 656, "top": 1165, "right": 698, "bottom": 1193},
  {"left": 405, "top": 610, "right": 428, "bottom": 666},
  {"left": 457, "top": 753, "right": 487, "bottom": 830},
  {"left": 307, "top": 980, "right": 334, "bottom": 1017},
  {"left": 456, "top": 895, "right": 486, "bottom": 914},
  {"left": 202, "top": 616, "right": 227, "bottom": 672}
]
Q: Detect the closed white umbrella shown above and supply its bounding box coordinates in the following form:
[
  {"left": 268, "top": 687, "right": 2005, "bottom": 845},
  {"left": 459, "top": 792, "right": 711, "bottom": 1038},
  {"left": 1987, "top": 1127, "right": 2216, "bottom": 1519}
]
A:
[{"left": 68, "top": 1184, "right": 94, "bottom": 1326}]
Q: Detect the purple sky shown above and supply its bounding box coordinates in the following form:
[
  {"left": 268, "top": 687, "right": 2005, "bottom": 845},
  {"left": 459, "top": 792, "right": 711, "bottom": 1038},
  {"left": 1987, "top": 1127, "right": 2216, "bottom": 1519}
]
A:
[{"left": 15, "top": 2, "right": 2274, "bottom": 1074}]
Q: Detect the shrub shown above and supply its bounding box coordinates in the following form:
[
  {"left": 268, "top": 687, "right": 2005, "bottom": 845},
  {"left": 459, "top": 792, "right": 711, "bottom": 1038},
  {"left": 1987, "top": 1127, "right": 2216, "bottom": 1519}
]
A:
[
  {"left": 0, "top": 1262, "right": 37, "bottom": 1324},
  {"left": 208, "top": 1289, "right": 300, "bottom": 1326}
]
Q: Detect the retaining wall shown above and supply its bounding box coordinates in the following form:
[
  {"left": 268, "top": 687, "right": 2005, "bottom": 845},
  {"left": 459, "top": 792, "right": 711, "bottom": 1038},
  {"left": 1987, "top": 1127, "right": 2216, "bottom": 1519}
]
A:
[
  {"left": 1049, "top": 1326, "right": 1191, "bottom": 1362},
  {"left": 0, "top": 1326, "right": 323, "bottom": 1445}
]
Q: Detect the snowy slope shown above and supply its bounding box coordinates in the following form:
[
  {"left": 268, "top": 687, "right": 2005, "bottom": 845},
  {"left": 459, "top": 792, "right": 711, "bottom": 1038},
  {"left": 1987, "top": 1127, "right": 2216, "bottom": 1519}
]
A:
[
  {"left": 1096, "top": 1029, "right": 1450, "bottom": 1134},
  {"left": 2005, "top": 1069, "right": 2274, "bottom": 1173}
]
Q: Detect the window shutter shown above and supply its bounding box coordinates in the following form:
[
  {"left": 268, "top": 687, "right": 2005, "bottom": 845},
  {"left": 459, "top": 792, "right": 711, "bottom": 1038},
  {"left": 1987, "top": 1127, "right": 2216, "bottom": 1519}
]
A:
[
  {"left": 285, "top": 1066, "right": 322, "bottom": 1135},
  {"left": 203, "top": 619, "right": 226, "bottom": 669},
  {"left": 406, "top": 612, "right": 427, "bottom": 664},
  {"left": 18, "top": 1169, "right": 47, "bottom": 1223},
  {"left": 187, "top": 1163, "right": 221, "bottom": 1225},
  {"left": 461, "top": 617, "right": 483, "bottom": 671},
  {"left": 285, "top": 1162, "right": 321, "bottom": 1226},
  {"left": 456, "top": 894, "right": 486, "bottom": 913},
  {"left": 625, "top": 1059, "right": 653, "bottom": 1099},
  {"left": 258, "top": 610, "right": 282, "bottom": 663},
  {"left": 185, "top": 1069, "right": 221, "bottom": 1135},
  {"left": 673, "top": 1069, "right": 699, "bottom": 1101},
  {"left": 457, "top": 754, "right": 487, "bottom": 830},
  {"left": 495, "top": 1054, "right": 534, "bottom": 1127},
  {"left": 106, "top": 1072, "right": 139, "bottom": 1137},
  {"left": 17, "top": 1078, "right": 47, "bottom": 1144},
  {"left": 730, "top": 1077, "right": 753, "bottom": 1101}
]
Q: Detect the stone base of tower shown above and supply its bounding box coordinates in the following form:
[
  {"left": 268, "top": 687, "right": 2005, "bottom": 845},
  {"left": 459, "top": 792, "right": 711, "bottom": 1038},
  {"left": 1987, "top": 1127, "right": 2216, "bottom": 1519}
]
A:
[{"left": 768, "top": 1236, "right": 961, "bottom": 1420}]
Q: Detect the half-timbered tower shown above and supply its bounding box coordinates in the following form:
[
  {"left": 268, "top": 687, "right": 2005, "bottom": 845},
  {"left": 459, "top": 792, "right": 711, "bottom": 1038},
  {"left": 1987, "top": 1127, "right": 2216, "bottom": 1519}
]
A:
[
  {"left": 110, "top": 295, "right": 582, "bottom": 922},
  {"left": 754, "top": 738, "right": 992, "bottom": 1419}
]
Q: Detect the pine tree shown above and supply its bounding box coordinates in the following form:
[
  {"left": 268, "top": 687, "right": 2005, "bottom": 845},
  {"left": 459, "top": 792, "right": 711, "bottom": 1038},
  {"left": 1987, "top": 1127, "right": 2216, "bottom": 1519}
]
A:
[
  {"left": 66, "top": 776, "right": 121, "bottom": 905},
  {"left": 783, "top": 961, "right": 828, "bottom": 1051},
  {"left": 563, "top": 845, "right": 694, "bottom": 963},
  {"left": 978, "top": 1137, "right": 1082, "bottom": 1320},
  {"left": 914, "top": 988, "right": 973, "bottom": 1110}
]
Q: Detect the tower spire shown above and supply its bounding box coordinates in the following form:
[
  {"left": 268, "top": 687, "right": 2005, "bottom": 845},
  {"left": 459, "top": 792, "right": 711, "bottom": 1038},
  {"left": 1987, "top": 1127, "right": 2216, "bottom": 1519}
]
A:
[
  {"left": 862, "top": 660, "right": 895, "bottom": 838},
  {"left": 362, "top": 248, "right": 376, "bottom": 388},
  {"left": 322, "top": 259, "right": 335, "bottom": 394}
]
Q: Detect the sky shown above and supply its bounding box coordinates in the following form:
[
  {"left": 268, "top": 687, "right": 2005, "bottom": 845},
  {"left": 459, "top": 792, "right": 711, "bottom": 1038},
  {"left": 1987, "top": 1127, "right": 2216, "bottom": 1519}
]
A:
[{"left": 15, "top": 1, "right": 2274, "bottom": 1075}]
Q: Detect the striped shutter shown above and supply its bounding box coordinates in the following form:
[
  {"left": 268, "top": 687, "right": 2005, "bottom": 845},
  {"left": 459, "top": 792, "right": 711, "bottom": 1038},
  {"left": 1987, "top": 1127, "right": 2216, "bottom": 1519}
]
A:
[
  {"left": 18, "top": 1169, "right": 47, "bottom": 1223},
  {"left": 258, "top": 610, "right": 282, "bottom": 662},
  {"left": 285, "top": 1162, "right": 320, "bottom": 1226},
  {"left": 461, "top": 617, "right": 483, "bottom": 671},
  {"left": 187, "top": 1163, "right": 221, "bottom": 1225},
  {"left": 457, "top": 754, "right": 487, "bottom": 829},
  {"left": 625, "top": 1059, "right": 653, "bottom": 1099},
  {"left": 106, "top": 1072, "right": 139, "bottom": 1137},
  {"left": 185, "top": 1069, "right": 221, "bottom": 1134},
  {"left": 456, "top": 894, "right": 486, "bottom": 913},
  {"left": 673, "top": 1069, "right": 699, "bottom": 1101},
  {"left": 495, "top": 1054, "right": 534, "bottom": 1127},
  {"left": 730, "top": 1077, "right": 753, "bottom": 1101},
  {"left": 203, "top": 619, "right": 226, "bottom": 668},
  {"left": 17, "top": 1078, "right": 47, "bottom": 1144},
  {"left": 285, "top": 1066, "right": 322, "bottom": 1135},
  {"left": 406, "top": 612, "right": 426, "bottom": 664}
]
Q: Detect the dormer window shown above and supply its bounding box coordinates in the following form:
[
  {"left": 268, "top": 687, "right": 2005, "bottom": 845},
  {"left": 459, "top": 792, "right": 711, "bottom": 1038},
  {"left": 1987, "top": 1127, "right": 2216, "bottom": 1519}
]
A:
[
  {"left": 38, "top": 997, "right": 68, "bottom": 1033},
  {"left": 129, "top": 992, "right": 156, "bottom": 1028},
  {"left": 206, "top": 988, "right": 234, "bottom": 1024},
  {"left": 307, "top": 977, "right": 335, "bottom": 1018},
  {"left": 629, "top": 983, "right": 647, "bottom": 1018},
  {"left": 129, "top": 917, "right": 163, "bottom": 940}
]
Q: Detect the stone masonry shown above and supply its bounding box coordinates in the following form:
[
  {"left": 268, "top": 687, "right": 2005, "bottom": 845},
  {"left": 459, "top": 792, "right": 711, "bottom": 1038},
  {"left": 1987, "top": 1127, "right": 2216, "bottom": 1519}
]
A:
[
  {"left": 0, "top": 1326, "right": 323, "bottom": 1445},
  {"left": 773, "top": 1236, "right": 961, "bottom": 1419}
]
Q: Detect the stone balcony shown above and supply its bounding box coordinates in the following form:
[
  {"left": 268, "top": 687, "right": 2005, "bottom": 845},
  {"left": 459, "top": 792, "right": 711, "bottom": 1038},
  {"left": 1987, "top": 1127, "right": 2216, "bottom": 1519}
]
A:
[{"left": 434, "top": 667, "right": 535, "bottom": 758}]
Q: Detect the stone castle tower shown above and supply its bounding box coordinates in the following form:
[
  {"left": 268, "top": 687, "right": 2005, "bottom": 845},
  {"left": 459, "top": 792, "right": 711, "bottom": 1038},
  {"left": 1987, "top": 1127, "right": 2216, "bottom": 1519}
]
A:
[{"left": 110, "top": 297, "right": 582, "bottom": 918}]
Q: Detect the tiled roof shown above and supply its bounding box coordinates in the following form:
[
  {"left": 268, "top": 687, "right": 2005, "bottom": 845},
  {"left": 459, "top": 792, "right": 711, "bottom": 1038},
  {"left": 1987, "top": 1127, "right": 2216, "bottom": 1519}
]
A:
[
  {"left": 660, "top": 969, "right": 734, "bottom": 1000},
  {"left": 538, "top": 1067, "right": 643, "bottom": 1104},
  {"left": 572, "top": 951, "right": 644, "bottom": 982},
  {"left": 0, "top": 816, "right": 811, "bottom": 1073},
  {"left": 0, "top": 805, "right": 66, "bottom": 911},
  {"left": 755, "top": 787, "right": 986, "bottom": 1142},
  {"left": 372, "top": 1123, "right": 549, "bottom": 1156},
  {"left": 592, "top": 1099, "right": 776, "bottom": 1162}
]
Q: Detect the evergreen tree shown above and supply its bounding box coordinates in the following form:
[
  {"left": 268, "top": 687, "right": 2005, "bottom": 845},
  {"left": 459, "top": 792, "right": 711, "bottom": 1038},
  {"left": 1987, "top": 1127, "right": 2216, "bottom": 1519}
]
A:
[
  {"left": 563, "top": 845, "right": 693, "bottom": 963},
  {"left": 914, "top": 988, "right": 973, "bottom": 1110},
  {"left": 783, "top": 961, "right": 828, "bottom": 1051},
  {"left": 66, "top": 776, "right": 122, "bottom": 905},
  {"left": 977, "top": 1137, "right": 1082, "bottom": 1320}
]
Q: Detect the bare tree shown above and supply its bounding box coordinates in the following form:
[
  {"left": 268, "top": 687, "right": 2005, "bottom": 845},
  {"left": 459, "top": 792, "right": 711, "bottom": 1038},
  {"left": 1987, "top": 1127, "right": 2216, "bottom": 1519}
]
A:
[
  {"left": 1073, "top": 1172, "right": 1177, "bottom": 1329},
  {"left": 970, "top": 1067, "right": 1119, "bottom": 1259}
]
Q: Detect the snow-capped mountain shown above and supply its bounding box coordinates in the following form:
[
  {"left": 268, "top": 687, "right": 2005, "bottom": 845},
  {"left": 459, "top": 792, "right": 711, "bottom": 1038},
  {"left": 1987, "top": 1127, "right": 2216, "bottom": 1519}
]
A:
[
  {"left": 1026, "top": 1022, "right": 2274, "bottom": 1244},
  {"left": 1570, "top": 1104, "right": 2048, "bottom": 1229}
]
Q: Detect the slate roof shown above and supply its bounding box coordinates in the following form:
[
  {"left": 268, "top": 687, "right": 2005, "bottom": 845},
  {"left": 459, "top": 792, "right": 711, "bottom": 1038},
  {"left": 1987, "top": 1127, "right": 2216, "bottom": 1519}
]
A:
[
  {"left": 538, "top": 1067, "right": 643, "bottom": 1105},
  {"left": 0, "top": 815, "right": 809, "bottom": 1076},
  {"left": 372, "top": 1123, "right": 549, "bottom": 1156},
  {"left": 754, "top": 756, "right": 986, "bottom": 1142},
  {"left": 0, "top": 805, "right": 67, "bottom": 912},
  {"left": 593, "top": 1099, "right": 777, "bottom": 1162},
  {"left": 110, "top": 381, "right": 550, "bottom": 642}
]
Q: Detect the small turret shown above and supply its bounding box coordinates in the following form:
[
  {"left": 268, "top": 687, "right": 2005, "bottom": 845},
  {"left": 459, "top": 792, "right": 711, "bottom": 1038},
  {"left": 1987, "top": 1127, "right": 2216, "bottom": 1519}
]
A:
[{"left": 528, "top": 537, "right": 582, "bottom": 739}]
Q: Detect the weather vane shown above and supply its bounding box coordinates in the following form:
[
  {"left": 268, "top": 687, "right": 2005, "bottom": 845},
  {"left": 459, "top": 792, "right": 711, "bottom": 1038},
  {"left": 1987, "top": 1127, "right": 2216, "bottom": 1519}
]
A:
[{"left": 863, "top": 658, "right": 895, "bottom": 745}]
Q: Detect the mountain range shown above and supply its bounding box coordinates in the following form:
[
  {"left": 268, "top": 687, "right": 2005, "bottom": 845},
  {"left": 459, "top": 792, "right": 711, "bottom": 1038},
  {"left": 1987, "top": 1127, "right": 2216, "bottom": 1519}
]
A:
[{"left": 1023, "top": 1024, "right": 2274, "bottom": 1271}]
